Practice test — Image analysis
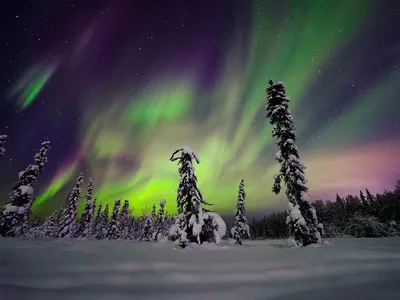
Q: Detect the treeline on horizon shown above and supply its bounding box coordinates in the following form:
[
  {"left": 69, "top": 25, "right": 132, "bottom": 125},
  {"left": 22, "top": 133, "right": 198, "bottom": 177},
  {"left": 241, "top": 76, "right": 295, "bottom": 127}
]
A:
[
  {"left": 1, "top": 135, "right": 399, "bottom": 241},
  {"left": 249, "top": 182, "right": 400, "bottom": 239}
]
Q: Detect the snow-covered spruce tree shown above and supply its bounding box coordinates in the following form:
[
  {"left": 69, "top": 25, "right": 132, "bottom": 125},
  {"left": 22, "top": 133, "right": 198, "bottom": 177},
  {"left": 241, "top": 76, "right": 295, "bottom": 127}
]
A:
[
  {"left": 90, "top": 197, "right": 97, "bottom": 236},
  {"left": 151, "top": 204, "right": 157, "bottom": 220},
  {"left": 0, "top": 141, "right": 50, "bottom": 237},
  {"left": 58, "top": 173, "right": 83, "bottom": 238},
  {"left": 169, "top": 146, "right": 226, "bottom": 248},
  {"left": 77, "top": 178, "right": 95, "bottom": 238},
  {"left": 118, "top": 200, "right": 130, "bottom": 239},
  {"left": 24, "top": 214, "right": 44, "bottom": 239},
  {"left": 0, "top": 134, "right": 7, "bottom": 157},
  {"left": 127, "top": 214, "right": 136, "bottom": 240},
  {"left": 265, "top": 80, "right": 323, "bottom": 246},
  {"left": 140, "top": 204, "right": 158, "bottom": 241},
  {"left": 107, "top": 199, "right": 121, "bottom": 240},
  {"left": 140, "top": 205, "right": 156, "bottom": 241},
  {"left": 91, "top": 203, "right": 102, "bottom": 234},
  {"left": 41, "top": 210, "right": 60, "bottom": 237},
  {"left": 140, "top": 216, "right": 154, "bottom": 241},
  {"left": 100, "top": 204, "right": 109, "bottom": 239},
  {"left": 94, "top": 203, "right": 110, "bottom": 239},
  {"left": 22, "top": 214, "right": 41, "bottom": 239},
  {"left": 153, "top": 199, "right": 167, "bottom": 242},
  {"left": 231, "top": 179, "right": 250, "bottom": 245}
]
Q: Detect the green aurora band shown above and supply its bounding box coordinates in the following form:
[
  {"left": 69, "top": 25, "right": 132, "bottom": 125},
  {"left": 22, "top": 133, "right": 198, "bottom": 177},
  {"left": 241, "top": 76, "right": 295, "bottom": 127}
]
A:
[
  {"left": 8, "top": 64, "right": 58, "bottom": 110},
  {"left": 30, "top": 0, "right": 396, "bottom": 217}
]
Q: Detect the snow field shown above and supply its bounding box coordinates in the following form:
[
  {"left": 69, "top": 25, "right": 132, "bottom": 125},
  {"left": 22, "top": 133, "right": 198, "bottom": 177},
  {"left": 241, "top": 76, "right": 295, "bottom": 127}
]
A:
[{"left": 1, "top": 237, "right": 400, "bottom": 300}]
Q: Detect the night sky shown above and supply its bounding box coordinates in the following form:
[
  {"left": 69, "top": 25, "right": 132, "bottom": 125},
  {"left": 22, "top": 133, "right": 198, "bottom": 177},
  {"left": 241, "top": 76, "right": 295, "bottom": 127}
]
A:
[{"left": 0, "top": 0, "right": 399, "bottom": 216}]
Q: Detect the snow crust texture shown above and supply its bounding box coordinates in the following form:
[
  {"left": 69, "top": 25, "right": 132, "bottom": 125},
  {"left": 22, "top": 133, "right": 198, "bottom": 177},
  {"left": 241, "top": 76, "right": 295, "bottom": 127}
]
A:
[{"left": 1, "top": 238, "right": 400, "bottom": 300}]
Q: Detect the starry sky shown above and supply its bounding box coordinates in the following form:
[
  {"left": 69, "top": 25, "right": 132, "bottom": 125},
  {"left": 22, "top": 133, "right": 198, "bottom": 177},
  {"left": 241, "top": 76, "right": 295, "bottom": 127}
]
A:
[{"left": 0, "top": 0, "right": 399, "bottom": 217}]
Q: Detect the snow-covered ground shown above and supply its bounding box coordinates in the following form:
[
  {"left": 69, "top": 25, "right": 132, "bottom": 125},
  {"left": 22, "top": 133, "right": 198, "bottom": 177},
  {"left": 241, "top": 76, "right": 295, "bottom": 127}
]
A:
[{"left": 1, "top": 237, "right": 400, "bottom": 300}]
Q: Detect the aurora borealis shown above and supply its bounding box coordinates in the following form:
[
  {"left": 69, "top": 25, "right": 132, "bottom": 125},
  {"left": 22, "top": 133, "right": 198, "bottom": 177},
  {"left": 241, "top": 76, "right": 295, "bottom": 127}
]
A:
[{"left": 0, "top": 0, "right": 399, "bottom": 216}]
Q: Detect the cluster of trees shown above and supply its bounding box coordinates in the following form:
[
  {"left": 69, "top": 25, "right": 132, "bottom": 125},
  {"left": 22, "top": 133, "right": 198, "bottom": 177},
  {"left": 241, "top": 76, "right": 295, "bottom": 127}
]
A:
[
  {"left": 0, "top": 142, "right": 241, "bottom": 246},
  {"left": 249, "top": 212, "right": 289, "bottom": 240},
  {"left": 0, "top": 140, "right": 174, "bottom": 241},
  {"left": 313, "top": 186, "right": 400, "bottom": 238},
  {"left": 1, "top": 79, "right": 398, "bottom": 247},
  {"left": 248, "top": 184, "right": 400, "bottom": 239},
  {"left": 0, "top": 141, "right": 50, "bottom": 237},
  {"left": 26, "top": 189, "right": 174, "bottom": 242}
]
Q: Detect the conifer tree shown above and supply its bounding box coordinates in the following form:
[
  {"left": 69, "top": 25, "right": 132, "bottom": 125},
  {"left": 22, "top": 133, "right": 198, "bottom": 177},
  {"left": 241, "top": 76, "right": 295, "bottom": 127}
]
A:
[
  {"left": 360, "top": 191, "right": 367, "bottom": 206},
  {"left": 141, "top": 215, "right": 154, "bottom": 241},
  {"left": 366, "top": 189, "right": 375, "bottom": 205},
  {"left": 31, "top": 214, "right": 43, "bottom": 227},
  {"left": 127, "top": 215, "right": 136, "bottom": 240},
  {"left": 151, "top": 203, "right": 157, "bottom": 220},
  {"left": 107, "top": 199, "right": 121, "bottom": 240},
  {"left": 359, "top": 190, "right": 370, "bottom": 213},
  {"left": 22, "top": 214, "right": 44, "bottom": 239},
  {"left": 118, "top": 200, "right": 130, "bottom": 239},
  {"left": 94, "top": 203, "right": 110, "bottom": 239},
  {"left": 90, "top": 197, "right": 97, "bottom": 236},
  {"left": 265, "top": 80, "right": 323, "bottom": 246},
  {"left": 159, "top": 199, "right": 166, "bottom": 218},
  {"left": 335, "top": 194, "right": 348, "bottom": 224},
  {"left": 77, "top": 178, "right": 94, "bottom": 238},
  {"left": 58, "top": 173, "right": 83, "bottom": 238},
  {"left": 92, "top": 202, "right": 102, "bottom": 234},
  {"left": 231, "top": 179, "right": 250, "bottom": 245},
  {"left": 0, "top": 134, "right": 7, "bottom": 157},
  {"left": 153, "top": 199, "right": 167, "bottom": 242},
  {"left": 0, "top": 141, "right": 50, "bottom": 237},
  {"left": 42, "top": 210, "right": 60, "bottom": 237},
  {"left": 169, "top": 146, "right": 213, "bottom": 248}
]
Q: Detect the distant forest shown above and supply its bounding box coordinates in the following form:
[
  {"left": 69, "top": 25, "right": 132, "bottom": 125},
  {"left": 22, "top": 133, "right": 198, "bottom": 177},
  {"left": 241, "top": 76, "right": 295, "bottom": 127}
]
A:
[{"left": 247, "top": 182, "right": 400, "bottom": 239}]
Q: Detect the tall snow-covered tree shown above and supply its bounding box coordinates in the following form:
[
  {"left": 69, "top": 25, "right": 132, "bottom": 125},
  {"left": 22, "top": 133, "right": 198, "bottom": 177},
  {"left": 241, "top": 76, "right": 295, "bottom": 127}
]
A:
[
  {"left": 92, "top": 203, "right": 102, "bottom": 232},
  {"left": 91, "top": 197, "right": 97, "bottom": 236},
  {"left": 0, "top": 134, "right": 7, "bottom": 157},
  {"left": 118, "top": 200, "right": 130, "bottom": 239},
  {"left": 153, "top": 199, "right": 167, "bottom": 242},
  {"left": 94, "top": 203, "right": 109, "bottom": 240},
  {"left": 169, "top": 146, "right": 225, "bottom": 248},
  {"left": 0, "top": 141, "right": 50, "bottom": 237},
  {"left": 58, "top": 173, "right": 83, "bottom": 238},
  {"left": 265, "top": 80, "right": 323, "bottom": 246},
  {"left": 231, "top": 179, "right": 250, "bottom": 245},
  {"left": 107, "top": 199, "right": 121, "bottom": 240},
  {"left": 77, "top": 178, "right": 95, "bottom": 238},
  {"left": 126, "top": 215, "right": 136, "bottom": 240},
  {"left": 140, "top": 214, "right": 154, "bottom": 241}
]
